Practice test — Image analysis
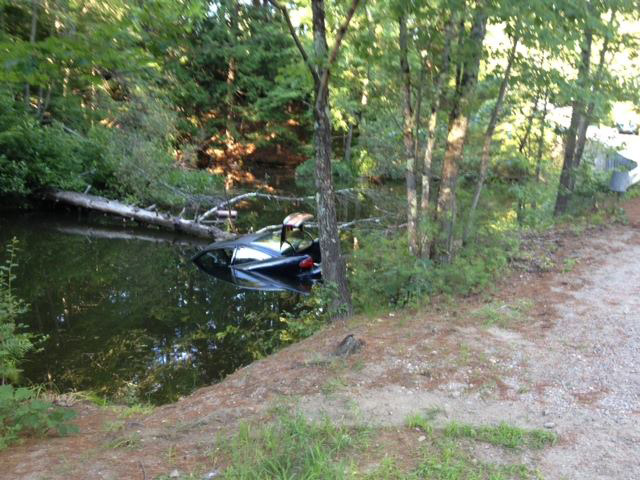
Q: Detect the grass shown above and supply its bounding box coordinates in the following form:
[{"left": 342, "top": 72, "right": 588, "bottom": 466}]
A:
[
  {"left": 187, "top": 407, "right": 557, "bottom": 479},
  {"left": 473, "top": 299, "right": 534, "bottom": 328},
  {"left": 220, "top": 406, "right": 368, "bottom": 479},
  {"left": 443, "top": 421, "right": 556, "bottom": 450}
]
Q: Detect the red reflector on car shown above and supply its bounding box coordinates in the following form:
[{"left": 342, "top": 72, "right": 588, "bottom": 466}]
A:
[{"left": 299, "top": 256, "right": 314, "bottom": 269}]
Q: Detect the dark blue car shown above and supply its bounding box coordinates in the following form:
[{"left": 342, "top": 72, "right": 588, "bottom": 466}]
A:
[{"left": 192, "top": 213, "right": 321, "bottom": 292}]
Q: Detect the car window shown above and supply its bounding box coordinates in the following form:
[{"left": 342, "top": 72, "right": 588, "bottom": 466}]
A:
[
  {"left": 232, "top": 246, "right": 272, "bottom": 264},
  {"left": 285, "top": 229, "right": 313, "bottom": 252},
  {"left": 198, "top": 249, "right": 233, "bottom": 268}
]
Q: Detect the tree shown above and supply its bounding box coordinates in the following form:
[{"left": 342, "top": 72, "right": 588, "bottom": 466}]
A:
[
  {"left": 434, "top": 1, "right": 488, "bottom": 261},
  {"left": 270, "top": 0, "right": 361, "bottom": 316}
]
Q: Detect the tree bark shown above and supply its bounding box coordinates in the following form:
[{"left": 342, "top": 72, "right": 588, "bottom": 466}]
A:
[
  {"left": 434, "top": 4, "right": 487, "bottom": 261},
  {"left": 554, "top": 27, "right": 592, "bottom": 216},
  {"left": 45, "top": 191, "right": 233, "bottom": 240},
  {"left": 399, "top": 14, "right": 419, "bottom": 255},
  {"left": 421, "top": 14, "right": 455, "bottom": 219},
  {"left": 573, "top": 9, "right": 615, "bottom": 171},
  {"left": 225, "top": 0, "right": 239, "bottom": 143},
  {"left": 311, "top": 0, "right": 360, "bottom": 316},
  {"left": 464, "top": 33, "right": 519, "bottom": 244},
  {"left": 25, "top": 0, "right": 38, "bottom": 109}
]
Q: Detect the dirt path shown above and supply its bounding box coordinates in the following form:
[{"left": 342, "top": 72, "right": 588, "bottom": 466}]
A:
[{"left": 2, "top": 203, "right": 640, "bottom": 479}]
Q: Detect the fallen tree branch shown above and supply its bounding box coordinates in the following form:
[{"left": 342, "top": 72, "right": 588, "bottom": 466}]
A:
[
  {"left": 255, "top": 216, "right": 385, "bottom": 234},
  {"left": 198, "top": 188, "right": 356, "bottom": 223},
  {"left": 45, "top": 190, "right": 234, "bottom": 240}
]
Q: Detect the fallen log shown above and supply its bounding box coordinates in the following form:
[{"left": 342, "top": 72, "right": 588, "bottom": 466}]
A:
[
  {"left": 197, "top": 188, "right": 356, "bottom": 223},
  {"left": 45, "top": 190, "right": 234, "bottom": 240}
]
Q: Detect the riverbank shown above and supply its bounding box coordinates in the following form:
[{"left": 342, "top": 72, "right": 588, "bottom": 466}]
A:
[{"left": 2, "top": 198, "right": 640, "bottom": 479}]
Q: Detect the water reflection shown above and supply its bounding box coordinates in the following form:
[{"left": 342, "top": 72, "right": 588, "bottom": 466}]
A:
[{"left": 0, "top": 210, "right": 304, "bottom": 404}]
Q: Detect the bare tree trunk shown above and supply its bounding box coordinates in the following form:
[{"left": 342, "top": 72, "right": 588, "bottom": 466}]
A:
[
  {"left": 311, "top": 0, "right": 360, "bottom": 316},
  {"left": 574, "top": 9, "right": 615, "bottom": 172},
  {"left": 225, "top": 0, "right": 239, "bottom": 143},
  {"left": 534, "top": 89, "right": 549, "bottom": 188},
  {"left": 555, "top": 28, "right": 592, "bottom": 216},
  {"left": 25, "top": 0, "right": 38, "bottom": 109},
  {"left": 271, "top": 0, "right": 360, "bottom": 316},
  {"left": 421, "top": 14, "right": 455, "bottom": 221},
  {"left": 399, "top": 14, "right": 419, "bottom": 255},
  {"left": 463, "top": 33, "right": 519, "bottom": 244},
  {"left": 434, "top": 4, "right": 487, "bottom": 262},
  {"left": 343, "top": 123, "right": 353, "bottom": 163}
]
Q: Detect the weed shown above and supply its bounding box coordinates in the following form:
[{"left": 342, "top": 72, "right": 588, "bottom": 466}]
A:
[
  {"left": 222, "top": 409, "right": 367, "bottom": 479},
  {"left": 474, "top": 299, "right": 533, "bottom": 328},
  {"left": 405, "top": 413, "right": 433, "bottom": 435},
  {"left": 118, "top": 403, "right": 155, "bottom": 418},
  {"left": 562, "top": 257, "right": 579, "bottom": 273},
  {"left": 444, "top": 421, "right": 556, "bottom": 450},
  {"left": 106, "top": 432, "right": 142, "bottom": 450}
]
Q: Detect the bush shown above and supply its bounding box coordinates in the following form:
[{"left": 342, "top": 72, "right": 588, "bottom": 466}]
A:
[{"left": 348, "top": 230, "right": 517, "bottom": 312}]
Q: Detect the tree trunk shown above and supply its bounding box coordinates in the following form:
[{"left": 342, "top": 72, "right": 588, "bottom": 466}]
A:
[
  {"left": 399, "top": 14, "right": 419, "bottom": 256},
  {"left": 46, "top": 191, "right": 233, "bottom": 240},
  {"left": 225, "top": 0, "right": 239, "bottom": 143},
  {"left": 25, "top": 0, "right": 38, "bottom": 109},
  {"left": 554, "top": 28, "right": 592, "bottom": 216},
  {"left": 535, "top": 90, "right": 549, "bottom": 184},
  {"left": 464, "top": 33, "right": 519, "bottom": 244},
  {"left": 574, "top": 9, "right": 615, "bottom": 171},
  {"left": 311, "top": 0, "right": 357, "bottom": 316},
  {"left": 421, "top": 14, "right": 455, "bottom": 220},
  {"left": 434, "top": 5, "right": 487, "bottom": 261}
]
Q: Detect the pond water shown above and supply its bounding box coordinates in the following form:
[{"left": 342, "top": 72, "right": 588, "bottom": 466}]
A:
[{"left": 0, "top": 207, "right": 312, "bottom": 405}]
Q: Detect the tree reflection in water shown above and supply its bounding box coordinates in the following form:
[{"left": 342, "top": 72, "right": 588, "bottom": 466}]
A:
[{"left": 0, "top": 211, "right": 307, "bottom": 404}]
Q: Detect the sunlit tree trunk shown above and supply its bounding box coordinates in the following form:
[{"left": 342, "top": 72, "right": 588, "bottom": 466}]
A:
[
  {"left": 225, "top": 0, "right": 239, "bottom": 143},
  {"left": 434, "top": 5, "right": 487, "bottom": 262},
  {"left": 421, "top": 13, "right": 455, "bottom": 230},
  {"left": 555, "top": 28, "right": 592, "bottom": 216},
  {"left": 464, "top": 33, "right": 519, "bottom": 244},
  {"left": 399, "top": 14, "right": 419, "bottom": 255}
]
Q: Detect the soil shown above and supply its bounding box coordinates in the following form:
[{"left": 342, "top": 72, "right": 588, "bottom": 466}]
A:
[{"left": 2, "top": 199, "right": 640, "bottom": 479}]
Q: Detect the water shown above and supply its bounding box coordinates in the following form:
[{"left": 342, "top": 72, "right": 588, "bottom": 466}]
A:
[{"left": 0, "top": 208, "right": 306, "bottom": 405}]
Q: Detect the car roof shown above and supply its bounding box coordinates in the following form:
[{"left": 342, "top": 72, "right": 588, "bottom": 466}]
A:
[{"left": 201, "top": 232, "right": 280, "bottom": 256}]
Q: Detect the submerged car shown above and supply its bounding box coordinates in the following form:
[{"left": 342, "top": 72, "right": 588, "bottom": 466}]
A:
[{"left": 192, "top": 213, "right": 321, "bottom": 291}]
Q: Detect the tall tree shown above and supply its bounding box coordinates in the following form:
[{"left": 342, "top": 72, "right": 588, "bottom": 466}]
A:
[
  {"left": 464, "top": 32, "right": 519, "bottom": 243},
  {"left": 434, "top": 1, "right": 488, "bottom": 261},
  {"left": 554, "top": 19, "right": 593, "bottom": 216},
  {"left": 270, "top": 0, "right": 361, "bottom": 316},
  {"left": 399, "top": 13, "right": 419, "bottom": 255}
]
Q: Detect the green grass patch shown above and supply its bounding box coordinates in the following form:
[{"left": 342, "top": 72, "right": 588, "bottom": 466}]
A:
[
  {"left": 221, "top": 407, "right": 368, "bottom": 479},
  {"left": 444, "top": 421, "right": 556, "bottom": 450},
  {"left": 473, "top": 299, "right": 533, "bottom": 328}
]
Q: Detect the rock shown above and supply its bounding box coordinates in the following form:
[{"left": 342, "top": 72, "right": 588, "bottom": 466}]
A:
[
  {"left": 333, "top": 334, "right": 365, "bottom": 357},
  {"left": 544, "top": 422, "right": 556, "bottom": 429},
  {"left": 203, "top": 470, "right": 221, "bottom": 479},
  {"left": 418, "top": 435, "right": 426, "bottom": 442},
  {"left": 169, "top": 469, "right": 180, "bottom": 478}
]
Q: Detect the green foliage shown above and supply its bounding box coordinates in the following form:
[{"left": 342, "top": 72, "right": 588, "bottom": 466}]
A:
[
  {"left": 222, "top": 407, "right": 366, "bottom": 479},
  {"left": 0, "top": 238, "right": 33, "bottom": 383},
  {"left": 443, "top": 421, "right": 556, "bottom": 450},
  {"left": 0, "top": 384, "right": 77, "bottom": 450},
  {"left": 349, "top": 230, "right": 517, "bottom": 313},
  {"left": 0, "top": 239, "right": 76, "bottom": 450}
]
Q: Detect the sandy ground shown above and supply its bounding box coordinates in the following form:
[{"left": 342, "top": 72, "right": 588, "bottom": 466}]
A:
[{"left": 2, "top": 200, "right": 640, "bottom": 479}]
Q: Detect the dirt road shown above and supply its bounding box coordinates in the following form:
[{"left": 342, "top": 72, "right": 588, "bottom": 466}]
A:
[{"left": 2, "top": 203, "right": 640, "bottom": 479}]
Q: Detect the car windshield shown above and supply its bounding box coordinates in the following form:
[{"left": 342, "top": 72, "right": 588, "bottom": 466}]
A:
[
  {"left": 253, "top": 229, "right": 313, "bottom": 254},
  {"left": 232, "top": 246, "right": 272, "bottom": 264}
]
